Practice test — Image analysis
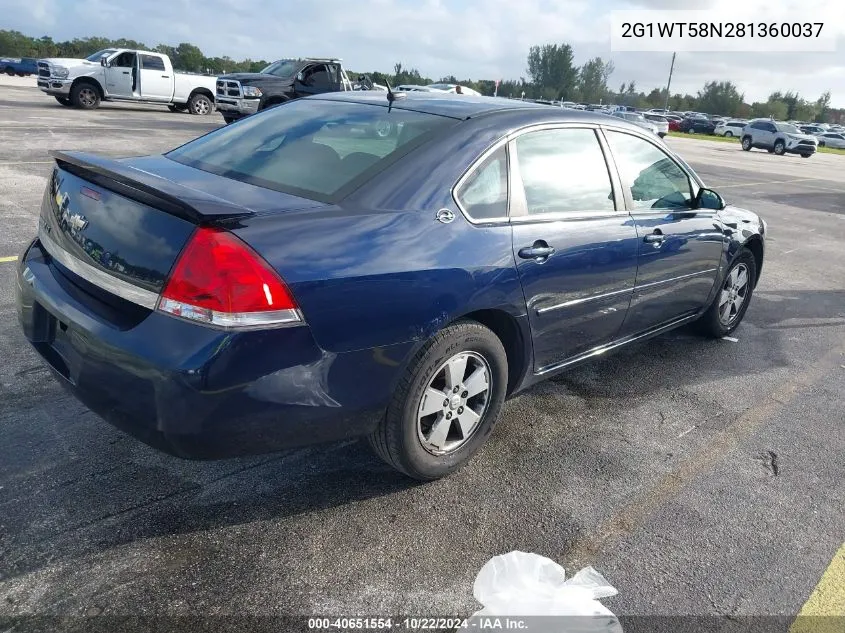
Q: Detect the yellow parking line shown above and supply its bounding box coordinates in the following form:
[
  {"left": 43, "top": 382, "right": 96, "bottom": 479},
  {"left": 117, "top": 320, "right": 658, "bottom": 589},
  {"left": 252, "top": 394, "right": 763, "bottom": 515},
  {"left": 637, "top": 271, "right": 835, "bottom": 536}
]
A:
[
  {"left": 789, "top": 543, "right": 845, "bottom": 633},
  {"left": 0, "top": 255, "right": 18, "bottom": 263}
]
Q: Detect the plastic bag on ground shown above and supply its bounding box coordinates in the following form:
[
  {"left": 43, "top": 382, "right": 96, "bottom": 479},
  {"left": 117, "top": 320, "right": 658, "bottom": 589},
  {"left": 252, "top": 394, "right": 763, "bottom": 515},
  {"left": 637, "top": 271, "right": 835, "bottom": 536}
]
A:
[{"left": 468, "top": 551, "right": 623, "bottom": 633}]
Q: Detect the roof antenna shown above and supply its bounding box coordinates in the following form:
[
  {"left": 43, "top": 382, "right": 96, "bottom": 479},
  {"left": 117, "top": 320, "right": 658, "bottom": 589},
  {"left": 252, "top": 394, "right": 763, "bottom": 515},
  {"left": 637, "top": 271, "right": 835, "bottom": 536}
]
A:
[{"left": 385, "top": 80, "right": 406, "bottom": 112}]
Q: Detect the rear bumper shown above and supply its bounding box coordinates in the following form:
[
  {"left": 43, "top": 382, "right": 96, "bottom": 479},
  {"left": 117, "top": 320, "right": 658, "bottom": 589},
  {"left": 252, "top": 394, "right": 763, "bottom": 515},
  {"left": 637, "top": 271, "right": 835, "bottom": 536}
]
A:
[
  {"left": 16, "top": 239, "right": 404, "bottom": 459},
  {"left": 38, "top": 78, "right": 72, "bottom": 96}
]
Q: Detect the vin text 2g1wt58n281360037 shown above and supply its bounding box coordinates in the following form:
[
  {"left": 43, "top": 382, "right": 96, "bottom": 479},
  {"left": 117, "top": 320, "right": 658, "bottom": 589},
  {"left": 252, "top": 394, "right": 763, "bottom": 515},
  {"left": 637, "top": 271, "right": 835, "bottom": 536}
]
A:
[{"left": 16, "top": 92, "right": 767, "bottom": 480}]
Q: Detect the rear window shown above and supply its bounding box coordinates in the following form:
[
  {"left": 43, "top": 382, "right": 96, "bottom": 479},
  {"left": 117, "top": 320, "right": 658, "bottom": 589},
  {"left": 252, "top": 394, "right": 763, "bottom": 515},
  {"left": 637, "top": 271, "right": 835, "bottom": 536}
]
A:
[{"left": 166, "top": 99, "right": 455, "bottom": 202}]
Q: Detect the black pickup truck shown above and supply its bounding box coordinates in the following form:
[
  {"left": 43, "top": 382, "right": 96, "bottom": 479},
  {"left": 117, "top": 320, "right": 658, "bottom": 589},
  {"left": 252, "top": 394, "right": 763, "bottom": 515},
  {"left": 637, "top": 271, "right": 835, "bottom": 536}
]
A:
[{"left": 215, "top": 57, "right": 363, "bottom": 124}]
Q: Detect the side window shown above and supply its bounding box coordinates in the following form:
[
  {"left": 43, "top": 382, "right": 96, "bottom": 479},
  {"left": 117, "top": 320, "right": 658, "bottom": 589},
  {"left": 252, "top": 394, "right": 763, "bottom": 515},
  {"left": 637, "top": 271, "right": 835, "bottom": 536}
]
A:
[
  {"left": 750, "top": 121, "right": 764, "bottom": 130},
  {"left": 605, "top": 130, "right": 693, "bottom": 211},
  {"left": 301, "top": 64, "right": 330, "bottom": 88},
  {"left": 454, "top": 145, "right": 508, "bottom": 220},
  {"left": 112, "top": 52, "right": 136, "bottom": 68},
  {"left": 140, "top": 55, "right": 166, "bottom": 71},
  {"left": 514, "top": 128, "right": 615, "bottom": 215},
  {"left": 766, "top": 123, "right": 778, "bottom": 132}
]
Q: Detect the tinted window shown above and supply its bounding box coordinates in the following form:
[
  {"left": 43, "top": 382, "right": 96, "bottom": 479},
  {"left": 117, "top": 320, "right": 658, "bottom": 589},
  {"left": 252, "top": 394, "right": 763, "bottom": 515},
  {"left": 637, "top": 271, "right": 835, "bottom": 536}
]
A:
[
  {"left": 514, "top": 128, "right": 615, "bottom": 215},
  {"left": 140, "top": 54, "right": 166, "bottom": 71},
  {"left": 167, "top": 99, "right": 455, "bottom": 201},
  {"left": 605, "top": 131, "right": 693, "bottom": 210},
  {"left": 776, "top": 123, "right": 799, "bottom": 133},
  {"left": 261, "top": 60, "right": 298, "bottom": 78},
  {"left": 728, "top": 121, "right": 744, "bottom": 127},
  {"left": 455, "top": 145, "right": 508, "bottom": 219}
]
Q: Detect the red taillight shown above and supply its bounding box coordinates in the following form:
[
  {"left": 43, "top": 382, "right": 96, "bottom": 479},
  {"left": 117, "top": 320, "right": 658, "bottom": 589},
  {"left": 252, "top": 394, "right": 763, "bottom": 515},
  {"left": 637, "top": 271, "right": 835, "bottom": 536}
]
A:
[{"left": 158, "top": 227, "right": 302, "bottom": 329}]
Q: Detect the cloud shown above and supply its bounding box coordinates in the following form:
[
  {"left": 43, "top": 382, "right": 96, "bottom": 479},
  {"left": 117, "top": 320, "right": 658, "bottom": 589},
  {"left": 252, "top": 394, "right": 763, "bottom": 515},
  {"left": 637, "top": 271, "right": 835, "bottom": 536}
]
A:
[{"left": 4, "top": 0, "right": 844, "bottom": 106}]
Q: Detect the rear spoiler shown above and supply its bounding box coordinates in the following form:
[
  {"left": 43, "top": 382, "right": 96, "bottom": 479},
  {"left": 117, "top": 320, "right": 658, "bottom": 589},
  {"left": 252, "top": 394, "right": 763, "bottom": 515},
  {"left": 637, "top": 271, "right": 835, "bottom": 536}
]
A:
[{"left": 49, "top": 150, "right": 255, "bottom": 223}]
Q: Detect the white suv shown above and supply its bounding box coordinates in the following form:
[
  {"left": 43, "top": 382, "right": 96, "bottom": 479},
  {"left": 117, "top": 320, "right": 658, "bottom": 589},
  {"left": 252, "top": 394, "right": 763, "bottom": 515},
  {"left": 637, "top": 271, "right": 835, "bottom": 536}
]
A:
[{"left": 714, "top": 120, "right": 747, "bottom": 137}]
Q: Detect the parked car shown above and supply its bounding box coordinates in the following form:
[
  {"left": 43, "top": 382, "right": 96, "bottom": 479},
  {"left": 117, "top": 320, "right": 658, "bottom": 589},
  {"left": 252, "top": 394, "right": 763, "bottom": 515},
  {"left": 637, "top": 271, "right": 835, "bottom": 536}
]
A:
[
  {"left": 35, "top": 49, "right": 216, "bottom": 114},
  {"left": 216, "top": 58, "right": 356, "bottom": 124},
  {"left": 642, "top": 113, "right": 669, "bottom": 137},
  {"left": 816, "top": 132, "right": 845, "bottom": 149},
  {"left": 612, "top": 111, "right": 659, "bottom": 135},
  {"left": 426, "top": 83, "right": 482, "bottom": 96},
  {"left": 741, "top": 120, "right": 817, "bottom": 157},
  {"left": 714, "top": 120, "right": 747, "bottom": 137},
  {"left": 799, "top": 125, "right": 825, "bottom": 136},
  {"left": 2, "top": 57, "right": 38, "bottom": 76},
  {"left": 668, "top": 118, "right": 682, "bottom": 132},
  {"left": 679, "top": 116, "right": 716, "bottom": 135},
  {"left": 15, "top": 93, "right": 767, "bottom": 480}
]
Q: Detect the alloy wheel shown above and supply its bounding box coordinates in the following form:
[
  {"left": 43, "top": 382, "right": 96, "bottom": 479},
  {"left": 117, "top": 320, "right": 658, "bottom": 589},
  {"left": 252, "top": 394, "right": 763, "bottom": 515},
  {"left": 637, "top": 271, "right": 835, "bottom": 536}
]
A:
[
  {"left": 416, "top": 351, "right": 491, "bottom": 455},
  {"left": 193, "top": 97, "right": 211, "bottom": 115},
  {"left": 79, "top": 88, "right": 97, "bottom": 107},
  {"left": 718, "top": 263, "right": 750, "bottom": 326}
]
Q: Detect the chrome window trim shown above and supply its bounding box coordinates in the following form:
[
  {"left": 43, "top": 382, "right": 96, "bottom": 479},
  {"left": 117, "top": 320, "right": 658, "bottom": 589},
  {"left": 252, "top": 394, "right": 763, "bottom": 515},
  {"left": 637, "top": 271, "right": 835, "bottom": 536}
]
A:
[{"left": 39, "top": 227, "right": 160, "bottom": 310}]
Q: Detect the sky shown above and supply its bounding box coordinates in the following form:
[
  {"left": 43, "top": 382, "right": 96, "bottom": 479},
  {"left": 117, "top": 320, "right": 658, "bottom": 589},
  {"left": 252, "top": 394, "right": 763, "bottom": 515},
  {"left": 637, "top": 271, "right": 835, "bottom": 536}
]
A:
[{"left": 5, "top": 0, "right": 845, "bottom": 107}]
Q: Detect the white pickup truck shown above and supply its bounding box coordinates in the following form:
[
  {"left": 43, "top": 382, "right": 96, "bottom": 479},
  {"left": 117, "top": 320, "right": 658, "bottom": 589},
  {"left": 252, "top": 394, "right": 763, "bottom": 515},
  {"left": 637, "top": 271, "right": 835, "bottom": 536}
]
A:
[{"left": 36, "top": 48, "right": 217, "bottom": 115}]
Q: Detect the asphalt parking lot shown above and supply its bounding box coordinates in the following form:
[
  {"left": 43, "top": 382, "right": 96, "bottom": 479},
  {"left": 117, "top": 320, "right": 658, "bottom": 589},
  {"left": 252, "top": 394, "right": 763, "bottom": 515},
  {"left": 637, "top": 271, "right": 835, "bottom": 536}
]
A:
[{"left": 1, "top": 80, "right": 844, "bottom": 628}]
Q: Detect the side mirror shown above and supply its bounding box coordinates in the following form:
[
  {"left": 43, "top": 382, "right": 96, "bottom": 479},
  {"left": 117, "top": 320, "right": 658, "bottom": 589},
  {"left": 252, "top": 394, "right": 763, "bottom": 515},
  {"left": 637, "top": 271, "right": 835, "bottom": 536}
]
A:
[
  {"left": 695, "top": 187, "right": 725, "bottom": 210},
  {"left": 295, "top": 72, "right": 304, "bottom": 82}
]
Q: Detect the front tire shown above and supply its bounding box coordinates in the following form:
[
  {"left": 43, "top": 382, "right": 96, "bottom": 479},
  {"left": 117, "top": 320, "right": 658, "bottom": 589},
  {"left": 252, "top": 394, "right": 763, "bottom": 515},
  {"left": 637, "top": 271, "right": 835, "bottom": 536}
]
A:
[
  {"left": 725, "top": 131, "right": 733, "bottom": 137},
  {"left": 70, "top": 82, "right": 100, "bottom": 109},
  {"left": 369, "top": 321, "right": 508, "bottom": 480},
  {"left": 696, "top": 250, "right": 756, "bottom": 338},
  {"left": 188, "top": 93, "right": 213, "bottom": 115},
  {"left": 54, "top": 96, "right": 72, "bottom": 107},
  {"left": 741, "top": 136, "right": 752, "bottom": 151}
]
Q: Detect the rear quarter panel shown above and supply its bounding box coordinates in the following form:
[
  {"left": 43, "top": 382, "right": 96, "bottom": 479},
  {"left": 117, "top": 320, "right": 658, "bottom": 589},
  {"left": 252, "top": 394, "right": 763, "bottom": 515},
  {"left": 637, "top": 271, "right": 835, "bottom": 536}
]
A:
[{"left": 173, "top": 72, "right": 216, "bottom": 103}]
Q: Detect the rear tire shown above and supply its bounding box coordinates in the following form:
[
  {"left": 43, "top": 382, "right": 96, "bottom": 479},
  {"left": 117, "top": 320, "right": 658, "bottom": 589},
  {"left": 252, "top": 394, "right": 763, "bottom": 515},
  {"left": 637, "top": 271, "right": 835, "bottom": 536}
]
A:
[
  {"left": 773, "top": 140, "right": 785, "bottom": 155},
  {"left": 741, "top": 136, "right": 752, "bottom": 151},
  {"left": 70, "top": 82, "right": 100, "bottom": 109},
  {"left": 695, "top": 250, "right": 756, "bottom": 338},
  {"left": 801, "top": 153, "right": 812, "bottom": 158},
  {"left": 725, "top": 131, "right": 733, "bottom": 137},
  {"left": 4, "top": 67, "right": 14, "bottom": 76},
  {"left": 369, "top": 320, "right": 508, "bottom": 480},
  {"left": 188, "top": 92, "right": 213, "bottom": 115},
  {"left": 222, "top": 116, "right": 237, "bottom": 125}
]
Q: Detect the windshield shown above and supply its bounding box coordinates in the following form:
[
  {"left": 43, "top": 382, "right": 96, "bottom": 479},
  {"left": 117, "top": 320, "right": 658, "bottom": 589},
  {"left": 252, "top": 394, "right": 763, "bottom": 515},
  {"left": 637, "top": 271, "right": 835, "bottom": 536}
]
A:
[
  {"left": 427, "top": 84, "right": 454, "bottom": 91},
  {"left": 261, "top": 59, "right": 299, "bottom": 78},
  {"left": 167, "top": 99, "right": 456, "bottom": 202},
  {"left": 85, "top": 49, "right": 118, "bottom": 62},
  {"left": 777, "top": 123, "right": 800, "bottom": 134}
]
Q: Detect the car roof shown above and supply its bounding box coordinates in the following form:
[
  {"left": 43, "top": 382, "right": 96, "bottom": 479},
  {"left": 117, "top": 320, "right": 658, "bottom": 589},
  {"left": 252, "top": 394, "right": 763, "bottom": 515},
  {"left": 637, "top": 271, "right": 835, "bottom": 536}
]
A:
[{"left": 307, "top": 91, "right": 623, "bottom": 123}]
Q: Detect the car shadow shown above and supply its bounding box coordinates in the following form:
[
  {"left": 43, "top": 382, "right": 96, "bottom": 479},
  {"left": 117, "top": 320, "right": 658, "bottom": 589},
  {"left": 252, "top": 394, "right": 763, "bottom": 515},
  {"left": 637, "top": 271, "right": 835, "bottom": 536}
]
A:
[{"left": 2, "top": 290, "right": 842, "bottom": 582}]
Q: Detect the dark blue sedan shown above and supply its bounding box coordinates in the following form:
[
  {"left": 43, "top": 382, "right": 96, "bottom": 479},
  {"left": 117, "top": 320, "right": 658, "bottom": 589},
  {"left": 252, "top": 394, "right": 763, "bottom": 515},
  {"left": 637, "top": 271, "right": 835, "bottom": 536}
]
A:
[{"left": 16, "top": 92, "right": 766, "bottom": 480}]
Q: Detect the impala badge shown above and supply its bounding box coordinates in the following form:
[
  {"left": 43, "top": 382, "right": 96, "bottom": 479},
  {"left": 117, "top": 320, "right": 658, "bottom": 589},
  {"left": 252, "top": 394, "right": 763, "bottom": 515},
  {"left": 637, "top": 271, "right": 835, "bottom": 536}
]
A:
[{"left": 436, "top": 208, "right": 455, "bottom": 224}]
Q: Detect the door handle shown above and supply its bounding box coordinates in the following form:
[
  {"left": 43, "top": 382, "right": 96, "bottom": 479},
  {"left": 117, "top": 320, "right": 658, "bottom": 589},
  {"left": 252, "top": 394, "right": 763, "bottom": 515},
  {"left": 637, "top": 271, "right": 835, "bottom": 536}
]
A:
[
  {"left": 518, "top": 241, "right": 555, "bottom": 262},
  {"left": 161, "top": 75, "right": 170, "bottom": 78},
  {"left": 644, "top": 231, "right": 665, "bottom": 243},
  {"left": 122, "top": 71, "right": 129, "bottom": 74}
]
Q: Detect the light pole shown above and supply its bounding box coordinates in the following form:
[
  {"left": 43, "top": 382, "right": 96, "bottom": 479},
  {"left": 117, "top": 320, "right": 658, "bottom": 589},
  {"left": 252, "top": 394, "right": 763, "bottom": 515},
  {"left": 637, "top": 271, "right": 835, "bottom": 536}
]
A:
[{"left": 664, "top": 52, "right": 676, "bottom": 112}]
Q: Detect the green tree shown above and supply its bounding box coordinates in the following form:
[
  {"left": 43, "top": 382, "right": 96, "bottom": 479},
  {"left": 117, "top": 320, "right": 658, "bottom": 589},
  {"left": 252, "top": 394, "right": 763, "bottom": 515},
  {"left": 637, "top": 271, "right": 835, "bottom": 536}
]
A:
[
  {"left": 174, "top": 42, "right": 204, "bottom": 72},
  {"left": 527, "top": 43, "right": 579, "bottom": 101},
  {"left": 815, "top": 90, "right": 831, "bottom": 123},
  {"left": 696, "top": 81, "right": 744, "bottom": 117},
  {"left": 578, "top": 57, "right": 614, "bottom": 104}
]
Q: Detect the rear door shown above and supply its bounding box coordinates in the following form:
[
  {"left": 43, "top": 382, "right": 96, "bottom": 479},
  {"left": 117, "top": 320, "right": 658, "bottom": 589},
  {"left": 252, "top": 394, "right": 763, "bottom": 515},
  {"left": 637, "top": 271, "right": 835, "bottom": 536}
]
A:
[
  {"left": 507, "top": 126, "right": 640, "bottom": 372},
  {"left": 138, "top": 54, "right": 172, "bottom": 101},
  {"left": 602, "top": 128, "right": 725, "bottom": 336}
]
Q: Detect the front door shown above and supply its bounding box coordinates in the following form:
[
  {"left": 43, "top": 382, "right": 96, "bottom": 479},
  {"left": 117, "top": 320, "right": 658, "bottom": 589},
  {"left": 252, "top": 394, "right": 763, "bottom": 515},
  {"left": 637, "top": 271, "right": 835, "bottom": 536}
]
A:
[
  {"left": 293, "top": 63, "right": 338, "bottom": 97},
  {"left": 602, "top": 129, "right": 725, "bottom": 336},
  {"left": 508, "top": 127, "right": 640, "bottom": 371},
  {"left": 138, "top": 54, "right": 171, "bottom": 101},
  {"left": 105, "top": 51, "right": 137, "bottom": 98}
]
